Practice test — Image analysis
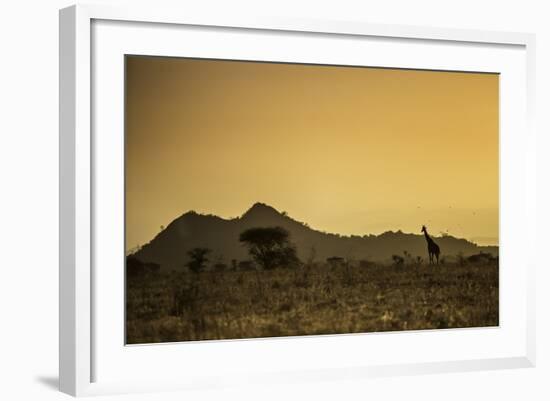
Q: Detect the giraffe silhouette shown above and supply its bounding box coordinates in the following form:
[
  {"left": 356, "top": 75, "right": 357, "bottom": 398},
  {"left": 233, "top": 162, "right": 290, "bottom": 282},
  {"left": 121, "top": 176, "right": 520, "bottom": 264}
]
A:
[{"left": 421, "top": 225, "right": 440, "bottom": 265}]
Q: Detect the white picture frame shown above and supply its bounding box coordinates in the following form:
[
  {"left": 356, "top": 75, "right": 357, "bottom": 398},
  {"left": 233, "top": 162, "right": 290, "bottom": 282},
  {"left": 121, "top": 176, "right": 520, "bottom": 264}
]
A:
[{"left": 59, "top": 4, "right": 536, "bottom": 397}]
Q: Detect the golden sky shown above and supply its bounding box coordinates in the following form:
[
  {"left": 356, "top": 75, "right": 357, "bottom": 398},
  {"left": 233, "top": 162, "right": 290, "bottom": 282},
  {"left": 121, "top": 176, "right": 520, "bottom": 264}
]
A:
[{"left": 125, "top": 56, "right": 499, "bottom": 251}]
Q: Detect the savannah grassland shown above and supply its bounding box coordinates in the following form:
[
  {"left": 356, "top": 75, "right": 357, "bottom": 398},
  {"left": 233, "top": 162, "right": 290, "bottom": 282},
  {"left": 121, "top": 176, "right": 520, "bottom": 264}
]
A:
[{"left": 126, "top": 261, "right": 498, "bottom": 344}]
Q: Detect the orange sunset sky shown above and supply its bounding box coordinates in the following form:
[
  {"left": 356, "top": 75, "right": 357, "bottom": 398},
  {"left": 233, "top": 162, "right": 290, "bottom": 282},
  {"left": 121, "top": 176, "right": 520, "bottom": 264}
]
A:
[{"left": 125, "top": 56, "right": 499, "bottom": 251}]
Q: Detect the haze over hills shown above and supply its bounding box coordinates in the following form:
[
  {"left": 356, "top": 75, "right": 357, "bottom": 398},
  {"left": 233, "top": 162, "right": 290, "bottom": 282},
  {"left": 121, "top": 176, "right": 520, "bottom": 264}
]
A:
[{"left": 131, "top": 202, "right": 498, "bottom": 270}]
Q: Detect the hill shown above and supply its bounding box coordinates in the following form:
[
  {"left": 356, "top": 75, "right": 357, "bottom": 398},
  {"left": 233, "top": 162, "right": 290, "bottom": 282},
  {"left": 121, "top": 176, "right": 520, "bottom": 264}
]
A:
[{"left": 131, "top": 202, "right": 498, "bottom": 270}]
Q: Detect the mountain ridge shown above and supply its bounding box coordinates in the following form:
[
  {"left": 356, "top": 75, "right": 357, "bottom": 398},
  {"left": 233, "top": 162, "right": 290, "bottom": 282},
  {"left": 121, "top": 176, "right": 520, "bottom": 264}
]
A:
[{"left": 132, "top": 203, "right": 498, "bottom": 270}]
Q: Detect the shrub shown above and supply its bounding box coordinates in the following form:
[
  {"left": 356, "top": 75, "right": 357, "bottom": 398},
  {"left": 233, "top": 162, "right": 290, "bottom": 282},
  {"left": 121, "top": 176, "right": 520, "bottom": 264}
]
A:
[
  {"left": 392, "top": 254, "right": 405, "bottom": 268},
  {"left": 185, "top": 247, "right": 211, "bottom": 273}
]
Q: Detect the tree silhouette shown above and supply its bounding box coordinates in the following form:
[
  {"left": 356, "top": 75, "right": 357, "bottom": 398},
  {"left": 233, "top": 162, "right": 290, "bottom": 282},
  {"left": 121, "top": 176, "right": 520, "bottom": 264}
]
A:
[
  {"left": 239, "top": 226, "right": 299, "bottom": 270},
  {"left": 186, "top": 247, "right": 211, "bottom": 273}
]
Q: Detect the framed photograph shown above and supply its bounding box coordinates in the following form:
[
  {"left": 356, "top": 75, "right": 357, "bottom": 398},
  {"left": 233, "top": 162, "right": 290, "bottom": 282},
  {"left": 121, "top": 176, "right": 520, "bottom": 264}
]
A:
[{"left": 59, "top": 4, "right": 536, "bottom": 396}]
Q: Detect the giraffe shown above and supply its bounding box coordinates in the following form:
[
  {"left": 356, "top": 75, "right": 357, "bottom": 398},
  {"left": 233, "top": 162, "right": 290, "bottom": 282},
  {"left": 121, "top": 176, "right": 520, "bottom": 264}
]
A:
[{"left": 421, "top": 225, "right": 440, "bottom": 265}]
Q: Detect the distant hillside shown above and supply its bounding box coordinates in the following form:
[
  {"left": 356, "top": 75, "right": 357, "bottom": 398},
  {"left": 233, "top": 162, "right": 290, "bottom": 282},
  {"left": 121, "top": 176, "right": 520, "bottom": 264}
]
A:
[{"left": 132, "top": 202, "right": 498, "bottom": 270}]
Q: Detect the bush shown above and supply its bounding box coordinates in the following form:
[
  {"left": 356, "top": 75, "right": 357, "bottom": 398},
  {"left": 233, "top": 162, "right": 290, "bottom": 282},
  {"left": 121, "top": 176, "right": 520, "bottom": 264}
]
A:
[
  {"left": 185, "top": 247, "right": 211, "bottom": 273},
  {"left": 392, "top": 254, "right": 405, "bottom": 268}
]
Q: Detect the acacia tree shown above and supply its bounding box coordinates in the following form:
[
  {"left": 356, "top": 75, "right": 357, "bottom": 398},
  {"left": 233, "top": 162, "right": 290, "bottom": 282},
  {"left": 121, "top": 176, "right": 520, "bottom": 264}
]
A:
[
  {"left": 185, "top": 247, "right": 211, "bottom": 273},
  {"left": 239, "top": 226, "right": 300, "bottom": 270}
]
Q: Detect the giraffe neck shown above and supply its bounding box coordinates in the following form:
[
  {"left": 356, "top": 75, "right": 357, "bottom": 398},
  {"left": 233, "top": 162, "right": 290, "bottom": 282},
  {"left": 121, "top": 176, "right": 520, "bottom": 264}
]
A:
[{"left": 424, "top": 231, "right": 432, "bottom": 243}]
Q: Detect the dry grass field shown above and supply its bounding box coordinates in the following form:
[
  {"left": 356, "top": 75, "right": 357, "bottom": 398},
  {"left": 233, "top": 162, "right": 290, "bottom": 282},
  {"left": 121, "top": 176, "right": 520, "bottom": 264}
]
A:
[{"left": 126, "top": 261, "right": 498, "bottom": 344}]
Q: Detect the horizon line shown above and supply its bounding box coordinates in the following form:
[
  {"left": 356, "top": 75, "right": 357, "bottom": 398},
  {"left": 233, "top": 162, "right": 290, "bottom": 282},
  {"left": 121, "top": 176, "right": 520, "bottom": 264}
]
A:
[{"left": 125, "top": 203, "right": 499, "bottom": 252}]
